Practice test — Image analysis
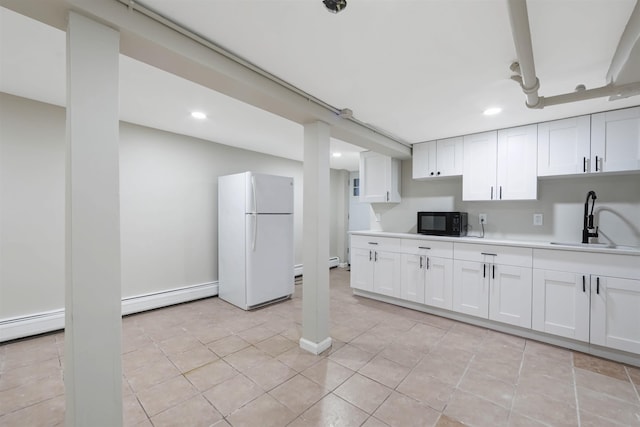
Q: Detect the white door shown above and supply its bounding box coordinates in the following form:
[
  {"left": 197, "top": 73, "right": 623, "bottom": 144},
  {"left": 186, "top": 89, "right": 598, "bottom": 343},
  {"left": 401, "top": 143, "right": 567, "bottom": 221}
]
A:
[
  {"left": 373, "top": 251, "right": 401, "bottom": 298},
  {"left": 537, "top": 115, "right": 591, "bottom": 176},
  {"left": 350, "top": 247, "right": 374, "bottom": 291},
  {"left": 437, "top": 137, "right": 464, "bottom": 177},
  {"left": 412, "top": 141, "right": 436, "bottom": 179},
  {"left": 462, "top": 131, "right": 497, "bottom": 201},
  {"left": 531, "top": 269, "right": 589, "bottom": 342},
  {"left": 401, "top": 254, "right": 425, "bottom": 303},
  {"left": 247, "top": 172, "right": 294, "bottom": 214},
  {"left": 245, "top": 214, "right": 293, "bottom": 307},
  {"left": 425, "top": 256, "right": 453, "bottom": 310},
  {"left": 489, "top": 264, "right": 532, "bottom": 328},
  {"left": 452, "top": 260, "right": 489, "bottom": 318},
  {"left": 590, "top": 276, "right": 640, "bottom": 354},
  {"left": 359, "top": 151, "right": 389, "bottom": 203},
  {"left": 591, "top": 106, "right": 640, "bottom": 173}
]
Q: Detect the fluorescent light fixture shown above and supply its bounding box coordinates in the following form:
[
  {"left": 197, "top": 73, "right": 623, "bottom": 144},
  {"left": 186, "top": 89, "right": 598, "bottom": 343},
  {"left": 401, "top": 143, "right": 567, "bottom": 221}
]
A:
[
  {"left": 191, "top": 111, "right": 207, "bottom": 119},
  {"left": 483, "top": 107, "right": 502, "bottom": 116},
  {"left": 332, "top": 152, "right": 342, "bottom": 158}
]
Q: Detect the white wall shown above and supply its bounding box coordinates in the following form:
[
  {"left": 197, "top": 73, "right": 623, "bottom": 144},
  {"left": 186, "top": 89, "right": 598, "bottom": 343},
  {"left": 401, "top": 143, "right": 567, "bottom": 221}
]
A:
[
  {"left": 0, "top": 92, "right": 349, "bottom": 324},
  {"left": 371, "top": 160, "right": 640, "bottom": 247}
]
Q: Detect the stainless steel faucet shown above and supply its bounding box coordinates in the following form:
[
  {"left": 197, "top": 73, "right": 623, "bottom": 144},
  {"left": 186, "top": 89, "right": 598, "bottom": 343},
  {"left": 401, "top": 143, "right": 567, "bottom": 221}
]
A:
[{"left": 582, "top": 190, "right": 599, "bottom": 244}]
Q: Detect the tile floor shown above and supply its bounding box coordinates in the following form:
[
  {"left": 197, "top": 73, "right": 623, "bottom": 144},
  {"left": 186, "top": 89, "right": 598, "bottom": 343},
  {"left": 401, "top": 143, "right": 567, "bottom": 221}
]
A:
[{"left": 1, "top": 268, "right": 640, "bottom": 426}]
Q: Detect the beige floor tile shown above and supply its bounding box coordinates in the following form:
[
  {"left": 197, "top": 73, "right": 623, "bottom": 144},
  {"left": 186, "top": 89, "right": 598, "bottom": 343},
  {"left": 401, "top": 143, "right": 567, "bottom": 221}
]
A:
[
  {"left": 184, "top": 359, "right": 238, "bottom": 392},
  {"left": 136, "top": 375, "right": 198, "bottom": 417},
  {"left": 507, "top": 412, "right": 549, "bottom": 426},
  {"left": 519, "top": 353, "right": 574, "bottom": 383},
  {"left": 579, "top": 409, "right": 632, "bottom": 427},
  {"left": 362, "top": 416, "right": 391, "bottom": 427},
  {"left": 0, "top": 357, "right": 61, "bottom": 392},
  {"left": 276, "top": 346, "right": 323, "bottom": 372},
  {"left": 2, "top": 337, "right": 59, "bottom": 371},
  {"left": 396, "top": 371, "right": 455, "bottom": 411},
  {"left": 523, "top": 340, "right": 573, "bottom": 363},
  {"left": 330, "top": 323, "right": 368, "bottom": 343},
  {"left": 378, "top": 342, "right": 424, "bottom": 368},
  {"left": 269, "top": 374, "right": 328, "bottom": 415},
  {"left": 512, "top": 389, "right": 578, "bottom": 426},
  {"left": 202, "top": 374, "right": 264, "bottom": 416},
  {"left": 225, "top": 393, "right": 296, "bottom": 427},
  {"left": 236, "top": 325, "right": 278, "bottom": 344},
  {"left": 411, "top": 354, "right": 467, "bottom": 386},
  {"left": 374, "top": 391, "right": 440, "bottom": 427},
  {"left": 157, "top": 334, "right": 202, "bottom": 355},
  {"left": 577, "top": 386, "right": 640, "bottom": 426},
  {"left": 359, "top": 355, "right": 411, "bottom": 389},
  {"left": 167, "top": 344, "right": 219, "bottom": 373},
  {"left": 334, "top": 373, "right": 392, "bottom": 414},
  {"left": 123, "top": 393, "right": 148, "bottom": 426},
  {"left": 296, "top": 393, "right": 369, "bottom": 427},
  {"left": 482, "top": 330, "right": 526, "bottom": 352},
  {"left": 350, "top": 331, "right": 388, "bottom": 354},
  {"left": 186, "top": 325, "right": 232, "bottom": 345},
  {"left": 575, "top": 367, "right": 638, "bottom": 403},
  {"left": 254, "top": 334, "right": 297, "bottom": 357},
  {"left": 126, "top": 357, "right": 181, "bottom": 393},
  {"left": 207, "top": 335, "right": 251, "bottom": 358},
  {"left": 458, "top": 368, "right": 515, "bottom": 409},
  {"left": 302, "top": 359, "right": 355, "bottom": 390},
  {"left": 515, "top": 370, "right": 576, "bottom": 403},
  {"left": 328, "top": 344, "right": 375, "bottom": 371},
  {"left": 0, "top": 395, "right": 64, "bottom": 427},
  {"left": 0, "top": 373, "right": 64, "bottom": 415},
  {"left": 122, "top": 346, "right": 167, "bottom": 375},
  {"left": 574, "top": 352, "right": 630, "bottom": 381},
  {"left": 223, "top": 346, "right": 273, "bottom": 372},
  {"left": 437, "top": 330, "right": 485, "bottom": 353},
  {"left": 444, "top": 389, "right": 510, "bottom": 427},
  {"left": 435, "top": 414, "right": 466, "bottom": 427},
  {"left": 150, "top": 394, "right": 223, "bottom": 427},
  {"left": 243, "top": 358, "right": 296, "bottom": 391},
  {"left": 468, "top": 353, "right": 522, "bottom": 385},
  {"left": 628, "top": 366, "right": 640, "bottom": 386}
]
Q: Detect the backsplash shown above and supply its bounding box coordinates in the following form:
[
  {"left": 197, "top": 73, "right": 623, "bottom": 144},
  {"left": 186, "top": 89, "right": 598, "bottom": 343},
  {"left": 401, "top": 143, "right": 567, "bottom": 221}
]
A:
[{"left": 369, "top": 160, "right": 640, "bottom": 247}]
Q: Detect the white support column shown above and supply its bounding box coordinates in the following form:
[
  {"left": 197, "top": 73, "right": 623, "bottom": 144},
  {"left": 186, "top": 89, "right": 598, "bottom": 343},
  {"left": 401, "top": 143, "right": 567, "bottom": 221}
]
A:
[
  {"left": 300, "top": 121, "right": 333, "bottom": 355},
  {"left": 65, "top": 12, "right": 122, "bottom": 427}
]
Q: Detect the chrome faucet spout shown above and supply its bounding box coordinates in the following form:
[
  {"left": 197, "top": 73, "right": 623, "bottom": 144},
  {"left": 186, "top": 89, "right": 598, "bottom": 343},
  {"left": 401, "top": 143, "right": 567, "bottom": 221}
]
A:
[{"left": 582, "top": 191, "right": 599, "bottom": 244}]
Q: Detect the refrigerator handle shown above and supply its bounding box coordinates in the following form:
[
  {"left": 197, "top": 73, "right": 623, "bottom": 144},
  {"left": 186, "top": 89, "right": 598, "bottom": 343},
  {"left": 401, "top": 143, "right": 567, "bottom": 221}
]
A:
[
  {"left": 251, "top": 175, "right": 258, "bottom": 213},
  {"left": 251, "top": 214, "right": 257, "bottom": 251}
]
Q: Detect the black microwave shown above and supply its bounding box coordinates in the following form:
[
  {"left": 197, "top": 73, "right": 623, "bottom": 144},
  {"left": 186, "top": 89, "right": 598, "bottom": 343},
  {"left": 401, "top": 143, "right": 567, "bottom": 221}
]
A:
[{"left": 417, "top": 212, "right": 468, "bottom": 236}]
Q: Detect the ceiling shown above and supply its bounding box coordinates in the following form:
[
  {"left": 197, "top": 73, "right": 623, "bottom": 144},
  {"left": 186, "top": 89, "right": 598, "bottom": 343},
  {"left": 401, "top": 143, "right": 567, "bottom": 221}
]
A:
[{"left": 2, "top": 0, "right": 640, "bottom": 172}]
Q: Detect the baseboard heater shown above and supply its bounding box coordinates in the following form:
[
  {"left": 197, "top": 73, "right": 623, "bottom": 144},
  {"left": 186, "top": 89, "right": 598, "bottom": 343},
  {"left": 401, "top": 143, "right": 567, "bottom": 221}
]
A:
[{"left": 294, "top": 256, "right": 340, "bottom": 277}]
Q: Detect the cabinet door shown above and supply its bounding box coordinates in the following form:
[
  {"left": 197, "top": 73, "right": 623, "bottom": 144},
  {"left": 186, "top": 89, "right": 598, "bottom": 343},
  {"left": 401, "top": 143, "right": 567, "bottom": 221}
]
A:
[
  {"left": 360, "top": 151, "right": 389, "bottom": 203},
  {"left": 497, "top": 125, "right": 538, "bottom": 200},
  {"left": 452, "top": 260, "right": 489, "bottom": 318},
  {"left": 350, "top": 247, "right": 374, "bottom": 291},
  {"left": 412, "top": 141, "right": 436, "bottom": 180},
  {"left": 437, "top": 137, "right": 464, "bottom": 177},
  {"left": 591, "top": 107, "right": 640, "bottom": 173},
  {"left": 532, "top": 269, "right": 589, "bottom": 342},
  {"left": 462, "top": 131, "right": 497, "bottom": 201},
  {"left": 400, "top": 254, "right": 425, "bottom": 303},
  {"left": 373, "top": 251, "right": 401, "bottom": 298},
  {"left": 489, "top": 265, "right": 532, "bottom": 328},
  {"left": 537, "top": 116, "right": 591, "bottom": 176},
  {"left": 425, "top": 256, "right": 453, "bottom": 310},
  {"left": 590, "top": 276, "right": 640, "bottom": 354}
]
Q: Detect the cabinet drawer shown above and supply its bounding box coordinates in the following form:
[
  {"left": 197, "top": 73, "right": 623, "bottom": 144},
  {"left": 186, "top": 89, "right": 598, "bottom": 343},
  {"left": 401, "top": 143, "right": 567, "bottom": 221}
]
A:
[
  {"left": 533, "top": 249, "right": 640, "bottom": 280},
  {"left": 454, "top": 243, "right": 532, "bottom": 267},
  {"left": 401, "top": 238, "right": 453, "bottom": 258},
  {"left": 351, "top": 235, "right": 402, "bottom": 252}
]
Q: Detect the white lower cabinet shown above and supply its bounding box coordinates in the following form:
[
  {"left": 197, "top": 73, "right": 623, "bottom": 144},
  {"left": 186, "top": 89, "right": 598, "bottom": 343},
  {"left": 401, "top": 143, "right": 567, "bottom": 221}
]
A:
[
  {"left": 400, "top": 254, "right": 425, "bottom": 303},
  {"left": 452, "top": 260, "right": 488, "bottom": 317},
  {"left": 373, "top": 250, "right": 401, "bottom": 297},
  {"left": 534, "top": 270, "right": 640, "bottom": 353},
  {"left": 350, "top": 236, "right": 401, "bottom": 298},
  {"left": 350, "top": 247, "right": 374, "bottom": 292},
  {"left": 401, "top": 253, "right": 453, "bottom": 308}
]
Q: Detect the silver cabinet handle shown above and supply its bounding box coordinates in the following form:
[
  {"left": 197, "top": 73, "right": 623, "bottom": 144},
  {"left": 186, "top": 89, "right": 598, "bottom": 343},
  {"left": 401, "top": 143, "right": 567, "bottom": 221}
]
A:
[
  {"left": 419, "top": 256, "right": 423, "bottom": 269},
  {"left": 418, "top": 246, "right": 431, "bottom": 250},
  {"left": 426, "top": 257, "right": 430, "bottom": 270},
  {"left": 481, "top": 252, "right": 497, "bottom": 256},
  {"left": 368, "top": 242, "right": 379, "bottom": 245}
]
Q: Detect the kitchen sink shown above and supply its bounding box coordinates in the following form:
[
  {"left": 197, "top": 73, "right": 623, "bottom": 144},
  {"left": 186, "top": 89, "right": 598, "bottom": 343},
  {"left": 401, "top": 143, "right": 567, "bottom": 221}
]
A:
[{"left": 549, "top": 242, "right": 639, "bottom": 251}]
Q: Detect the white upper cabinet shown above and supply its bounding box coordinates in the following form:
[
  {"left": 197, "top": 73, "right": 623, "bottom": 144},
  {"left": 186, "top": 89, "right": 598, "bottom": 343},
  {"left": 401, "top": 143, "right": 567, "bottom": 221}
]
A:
[
  {"left": 463, "top": 126, "right": 537, "bottom": 201},
  {"left": 359, "top": 151, "right": 401, "bottom": 203},
  {"left": 591, "top": 106, "right": 640, "bottom": 173},
  {"left": 462, "top": 131, "right": 497, "bottom": 201},
  {"left": 537, "top": 115, "right": 591, "bottom": 176},
  {"left": 412, "top": 137, "right": 463, "bottom": 179}
]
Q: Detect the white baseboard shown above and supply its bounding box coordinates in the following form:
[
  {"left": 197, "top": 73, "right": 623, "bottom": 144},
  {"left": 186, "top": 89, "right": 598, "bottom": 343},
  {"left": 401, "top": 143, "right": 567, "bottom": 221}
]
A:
[
  {"left": 299, "top": 336, "right": 333, "bottom": 355},
  {"left": 295, "top": 257, "right": 341, "bottom": 277},
  {"left": 0, "top": 281, "right": 218, "bottom": 343}
]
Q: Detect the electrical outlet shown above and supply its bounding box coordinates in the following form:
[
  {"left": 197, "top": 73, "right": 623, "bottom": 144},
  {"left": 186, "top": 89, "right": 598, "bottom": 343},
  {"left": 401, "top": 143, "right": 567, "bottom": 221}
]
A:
[
  {"left": 479, "top": 213, "right": 487, "bottom": 225},
  {"left": 533, "top": 213, "right": 543, "bottom": 226}
]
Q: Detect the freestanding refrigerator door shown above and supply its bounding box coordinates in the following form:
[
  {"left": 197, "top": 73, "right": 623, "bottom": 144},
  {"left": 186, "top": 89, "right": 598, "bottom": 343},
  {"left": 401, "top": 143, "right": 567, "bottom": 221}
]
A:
[
  {"left": 246, "top": 173, "right": 293, "bottom": 214},
  {"left": 245, "top": 213, "right": 294, "bottom": 307}
]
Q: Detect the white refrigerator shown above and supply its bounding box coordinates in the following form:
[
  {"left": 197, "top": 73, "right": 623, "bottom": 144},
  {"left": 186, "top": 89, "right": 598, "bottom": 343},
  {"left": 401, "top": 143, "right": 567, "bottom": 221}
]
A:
[{"left": 218, "top": 172, "right": 294, "bottom": 310}]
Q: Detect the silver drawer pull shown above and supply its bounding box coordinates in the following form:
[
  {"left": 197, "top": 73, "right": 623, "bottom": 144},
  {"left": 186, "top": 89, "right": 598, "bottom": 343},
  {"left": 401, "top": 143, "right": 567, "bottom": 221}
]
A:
[
  {"left": 368, "top": 242, "right": 379, "bottom": 245},
  {"left": 418, "top": 246, "right": 431, "bottom": 250},
  {"left": 481, "top": 252, "right": 497, "bottom": 256}
]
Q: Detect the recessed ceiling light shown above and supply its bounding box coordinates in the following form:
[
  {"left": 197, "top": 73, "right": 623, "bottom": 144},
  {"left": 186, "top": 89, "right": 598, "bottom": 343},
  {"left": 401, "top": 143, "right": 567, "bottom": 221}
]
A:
[
  {"left": 483, "top": 107, "right": 502, "bottom": 116},
  {"left": 332, "top": 152, "right": 342, "bottom": 158},
  {"left": 191, "top": 111, "right": 207, "bottom": 119}
]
